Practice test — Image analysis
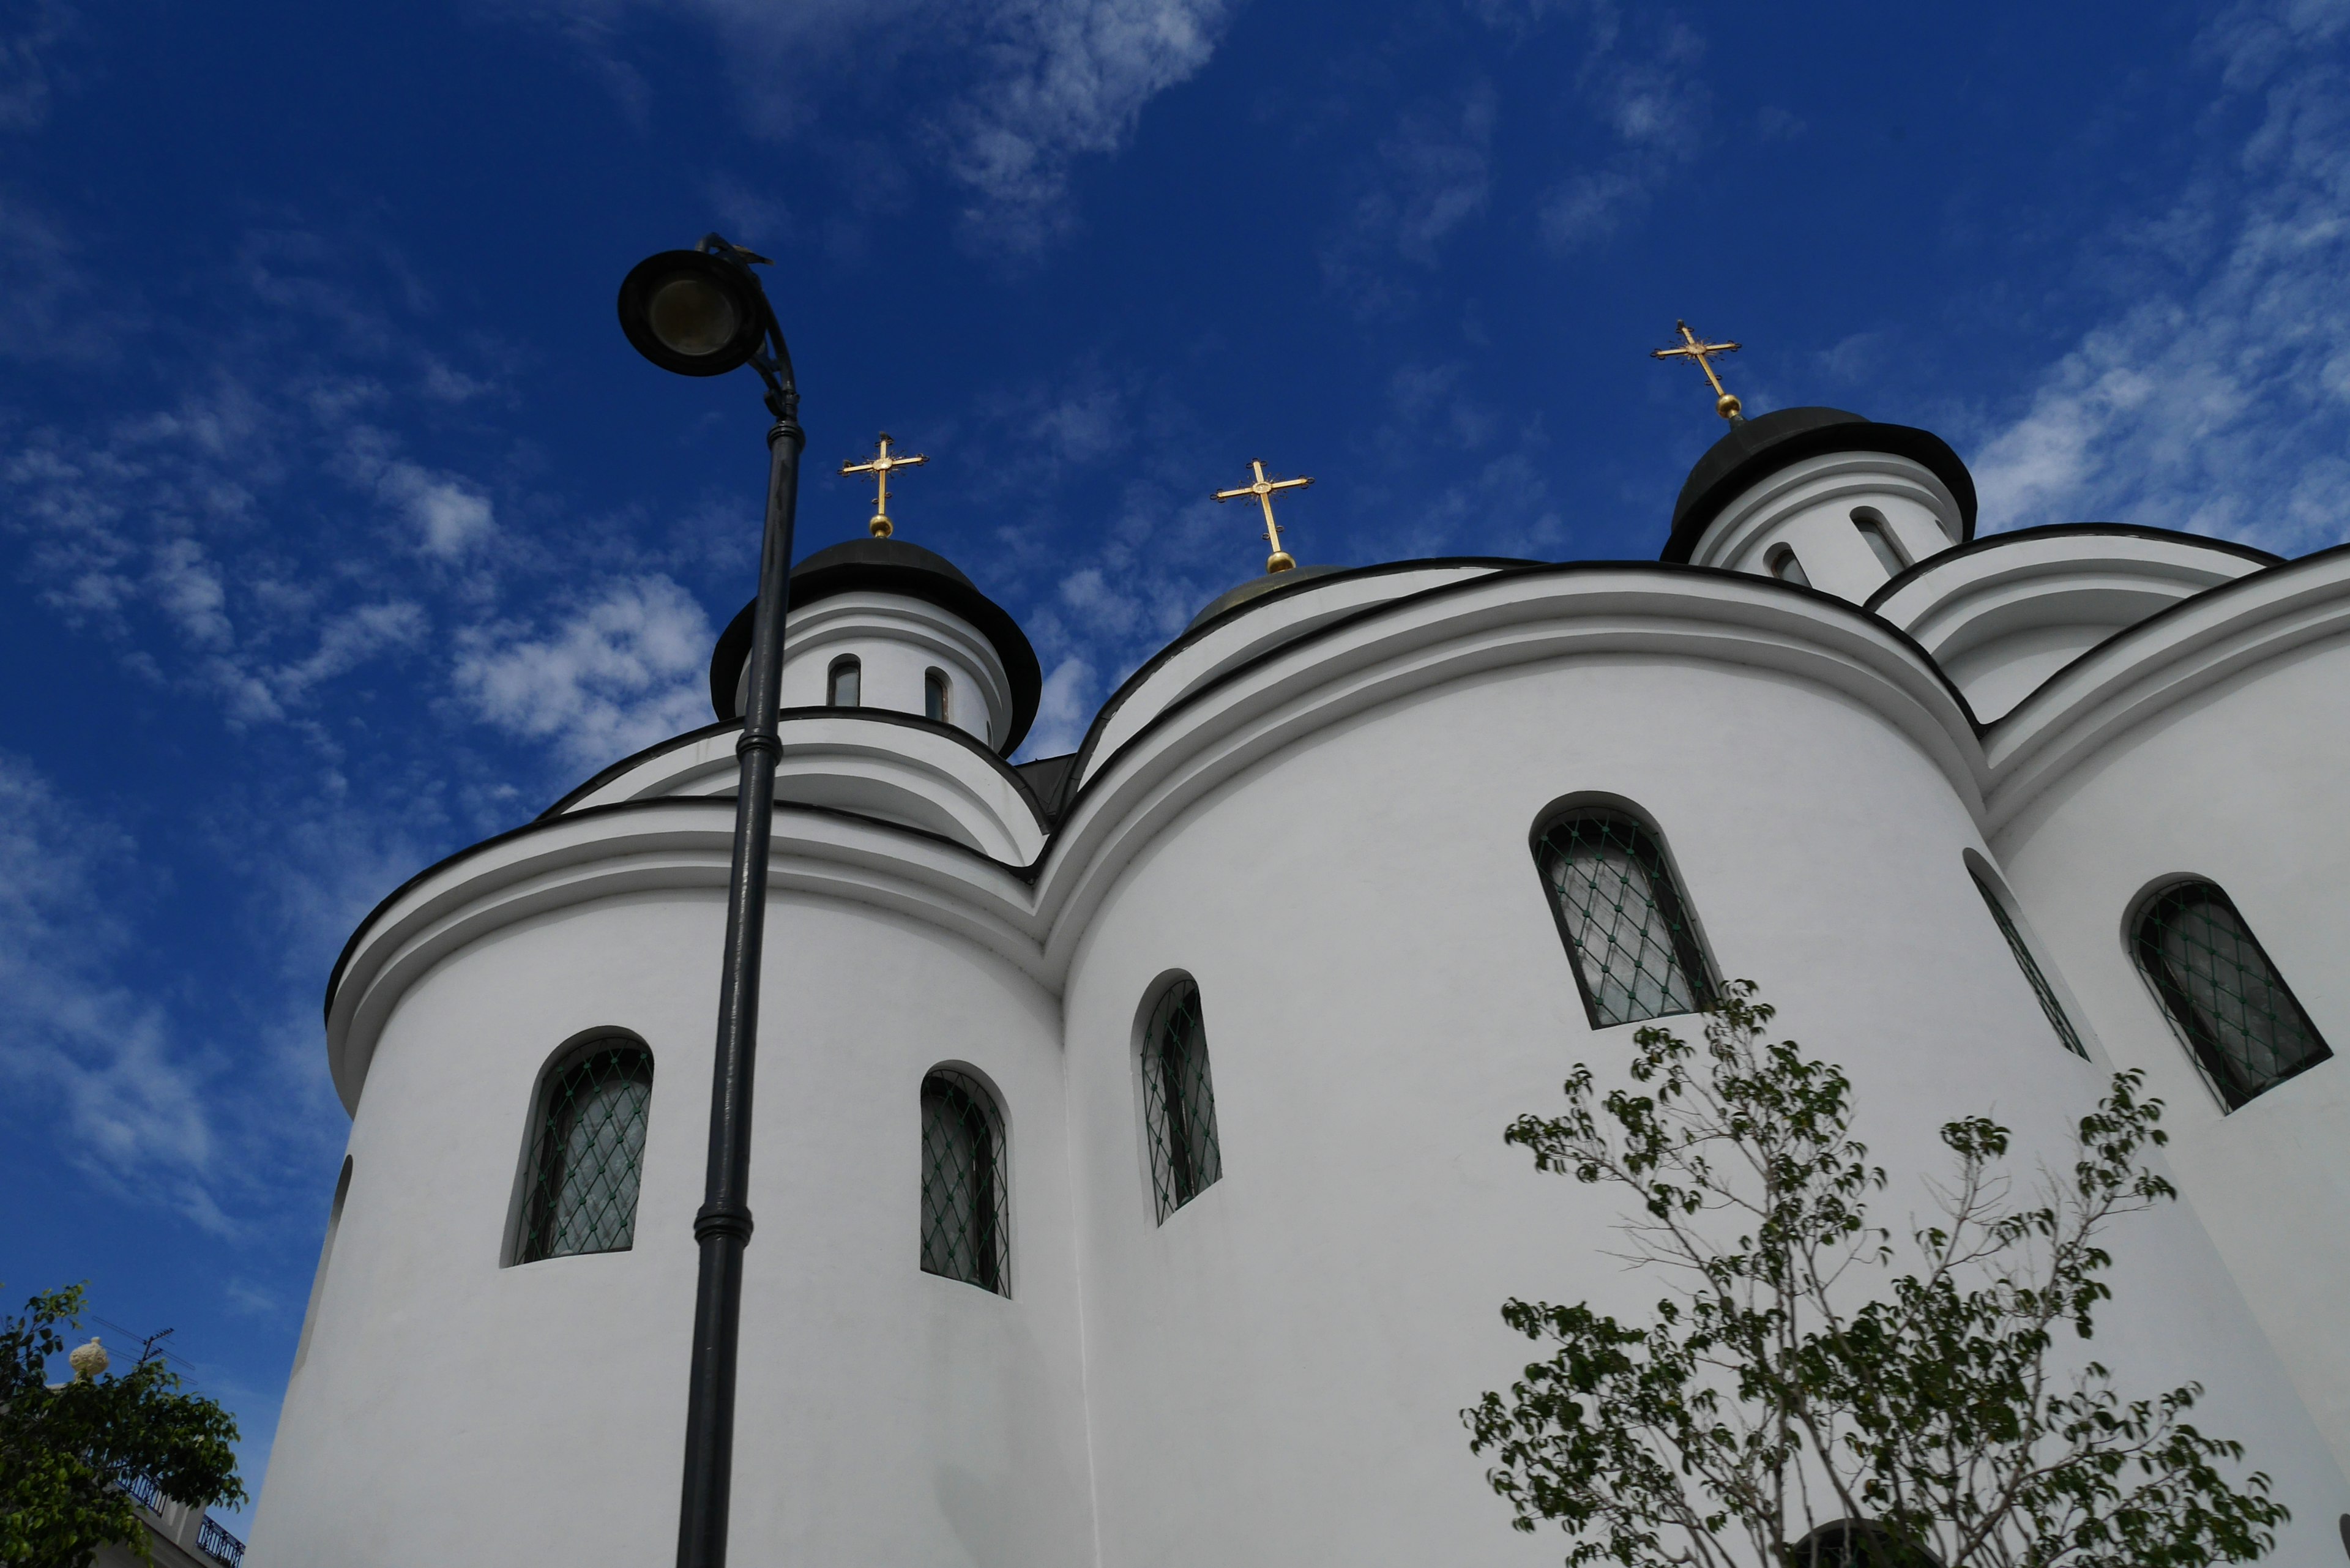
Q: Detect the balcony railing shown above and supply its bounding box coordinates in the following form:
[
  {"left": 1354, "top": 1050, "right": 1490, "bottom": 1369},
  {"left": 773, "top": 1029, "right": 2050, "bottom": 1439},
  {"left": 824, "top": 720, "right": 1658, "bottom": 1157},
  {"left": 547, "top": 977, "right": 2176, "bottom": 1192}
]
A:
[
  {"left": 196, "top": 1512, "right": 247, "bottom": 1566},
  {"left": 116, "top": 1469, "right": 245, "bottom": 1566}
]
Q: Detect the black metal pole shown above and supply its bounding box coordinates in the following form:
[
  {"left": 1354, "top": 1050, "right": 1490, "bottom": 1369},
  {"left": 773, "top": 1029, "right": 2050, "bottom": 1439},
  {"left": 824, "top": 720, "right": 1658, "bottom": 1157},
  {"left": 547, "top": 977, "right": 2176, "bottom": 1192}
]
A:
[{"left": 676, "top": 395, "right": 802, "bottom": 1568}]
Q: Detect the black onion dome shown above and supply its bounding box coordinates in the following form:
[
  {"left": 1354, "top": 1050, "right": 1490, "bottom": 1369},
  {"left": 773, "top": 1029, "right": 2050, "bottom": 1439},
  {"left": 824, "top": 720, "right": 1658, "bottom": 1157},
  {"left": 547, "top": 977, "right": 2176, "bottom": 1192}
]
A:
[
  {"left": 1663, "top": 406, "right": 1977, "bottom": 564},
  {"left": 708, "top": 536, "right": 1043, "bottom": 755},
  {"left": 1187, "top": 565, "right": 1348, "bottom": 630}
]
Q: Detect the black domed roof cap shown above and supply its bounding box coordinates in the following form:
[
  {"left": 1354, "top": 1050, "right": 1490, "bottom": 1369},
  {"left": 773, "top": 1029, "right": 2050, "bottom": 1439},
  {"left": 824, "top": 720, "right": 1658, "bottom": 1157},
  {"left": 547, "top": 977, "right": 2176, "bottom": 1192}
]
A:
[
  {"left": 1663, "top": 406, "right": 1977, "bottom": 564},
  {"left": 707, "top": 536, "right": 1043, "bottom": 755},
  {"left": 1187, "top": 564, "right": 1348, "bottom": 630}
]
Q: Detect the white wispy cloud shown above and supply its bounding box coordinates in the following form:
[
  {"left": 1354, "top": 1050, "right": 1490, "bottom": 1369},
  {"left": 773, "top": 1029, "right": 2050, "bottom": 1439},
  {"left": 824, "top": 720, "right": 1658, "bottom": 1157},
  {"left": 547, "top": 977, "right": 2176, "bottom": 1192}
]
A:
[
  {"left": 0, "top": 754, "right": 228, "bottom": 1231},
  {"left": 453, "top": 575, "right": 717, "bottom": 767},
  {"left": 937, "top": 0, "right": 1233, "bottom": 252},
  {"left": 522, "top": 0, "right": 1235, "bottom": 256},
  {"left": 1971, "top": 0, "right": 2350, "bottom": 553},
  {"left": 0, "top": 0, "right": 71, "bottom": 132},
  {"left": 1518, "top": 10, "right": 1710, "bottom": 252},
  {"left": 1025, "top": 654, "right": 1100, "bottom": 755},
  {"left": 1322, "top": 81, "right": 1497, "bottom": 312}
]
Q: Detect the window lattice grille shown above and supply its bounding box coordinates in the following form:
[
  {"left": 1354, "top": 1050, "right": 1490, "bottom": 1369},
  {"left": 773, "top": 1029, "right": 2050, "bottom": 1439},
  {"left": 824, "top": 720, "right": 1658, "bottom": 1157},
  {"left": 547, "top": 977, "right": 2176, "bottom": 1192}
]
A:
[
  {"left": 920, "top": 1068, "right": 1009, "bottom": 1294},
  {"left": 1972, "top": 872, "right": 2087, "bottom": 1058},
  {"left": 2135, "top": 881, "right": 2332, "bottom": 1110},
  {"left": 1141, "top": 980, "right": 1222, "bottom": 1222},
  {"left": 521, "top": 1043, "right": 653, "bottom": 1263},
  {"left": 1535, "top": 812, "right": 1713, "bottom": 1028}
]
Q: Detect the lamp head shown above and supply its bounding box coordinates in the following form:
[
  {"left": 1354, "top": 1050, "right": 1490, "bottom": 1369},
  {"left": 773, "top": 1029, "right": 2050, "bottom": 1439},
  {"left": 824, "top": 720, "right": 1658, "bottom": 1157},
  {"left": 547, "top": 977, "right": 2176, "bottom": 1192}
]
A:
[{"left": 616, "top": 248, "right": 770, "bottom": 378}]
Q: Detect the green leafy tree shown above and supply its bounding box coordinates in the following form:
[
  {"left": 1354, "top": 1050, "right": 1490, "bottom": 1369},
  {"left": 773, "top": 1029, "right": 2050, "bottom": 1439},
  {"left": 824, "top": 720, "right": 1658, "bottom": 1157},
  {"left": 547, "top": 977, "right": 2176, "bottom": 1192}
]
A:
[
  {"left": 1, "top": 1283, "right": 244, "bottom": 1568},
  {"left": 1465, "top": 983, "right": 2289, "bottom": 1568}
]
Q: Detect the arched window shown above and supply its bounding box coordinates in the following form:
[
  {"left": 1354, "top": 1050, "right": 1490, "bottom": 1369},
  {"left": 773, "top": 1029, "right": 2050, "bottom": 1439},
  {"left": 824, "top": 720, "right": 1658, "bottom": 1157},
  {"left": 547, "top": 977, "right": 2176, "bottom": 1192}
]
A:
[
  {"left": 1534, "top": 809, "right": 1714, "bottom": 1028},
  {"left": 1765, "top": 542, "right": 1811, "bottom": 587},
  {"left": 1788, "top": 1519, "right": 1919, "bottom": 1568},
  {"left": 1141, "top": 979, "right": 1222, "bottom": 1222},
  {"left": 1971, "top": 868, "right": 2086, "bottom": 1058},
  {"left": 923, "top": 667, "right": 950, "bottom": 723},
  {"left": 2135, "top": 881, "right": 2331, "bottom": 1109},
  {"left": 1851, "top": 507, "right": 1910, "bottom": 573},
  {"left": 920, "top": 1068, "right": 1008, "bottom": 1294},
  {"left": 827, "top": 655, "right": 861, "bottom": 708},
  {"left": 518, "top": 1040, "right": 654, "bottom": 1263}
]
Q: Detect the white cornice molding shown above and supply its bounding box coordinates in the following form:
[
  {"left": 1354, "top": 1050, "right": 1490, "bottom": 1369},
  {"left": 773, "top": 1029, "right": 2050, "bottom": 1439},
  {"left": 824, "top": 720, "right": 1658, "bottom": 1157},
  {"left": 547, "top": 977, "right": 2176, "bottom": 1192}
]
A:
[
  {"left": 324, "top": 800, "right": 1045, "bottom": 1113},
  {"left": 1693, "top": 450, "right": 1961, "bottom": 572},
  {"left": 1874, "top": 529, "right": 2269, "bottom": 659},
  {"left": 327, "top": 566, "right": 1979, "bottom": 1108},
  {"left": 1029, "top": 567, "right": 1982, "bottom": 974},
  {"left": 558, "top": 713, "right": 1047, "bottom": 862},
  {"left": 1981, "top": 548, "right": 2350, "bottom": 831},
  {"left": 1078, "top": 562, "right": 1515, "bottom": 785}
]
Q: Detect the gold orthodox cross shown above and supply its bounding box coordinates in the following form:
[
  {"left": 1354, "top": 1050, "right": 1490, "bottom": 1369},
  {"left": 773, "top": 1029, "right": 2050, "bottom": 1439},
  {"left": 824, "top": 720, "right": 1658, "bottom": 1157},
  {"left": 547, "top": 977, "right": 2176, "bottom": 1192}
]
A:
[
  {"left": 840, "top": 433, "right": 928, "bottom": 537},
  {"left": 1651, "top": 320, "right": 1746, "bottom": 423},
  {"left": 1212, "top": 459, "right": 1314, "bottom": 574}
]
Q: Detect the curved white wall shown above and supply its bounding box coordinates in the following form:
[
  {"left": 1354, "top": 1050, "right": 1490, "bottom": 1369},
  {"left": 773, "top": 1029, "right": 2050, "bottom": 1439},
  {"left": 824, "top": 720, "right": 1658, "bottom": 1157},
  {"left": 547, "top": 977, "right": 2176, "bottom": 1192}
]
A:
[
  {"left": 259, "top": 553, "right": 2350, "bottom": 1568},
  {"left": 1874, "top": 530, "right": 2273, "bottom": 721},
  {"left": 742, "top": 591, "right": 1009, "bottom": 747},
  {"left": 253, "top": 890, "right": 1091, "bottom": 1568},
  {"left": 1692, "top": 449, "right": 1963, "bottom": 603},
  {"left": 1056, "top": 648, "right": 2346, "bottom": 1566},
  {"left": 1991, "top": 627, "right": 2350, "bottom": 1477}
]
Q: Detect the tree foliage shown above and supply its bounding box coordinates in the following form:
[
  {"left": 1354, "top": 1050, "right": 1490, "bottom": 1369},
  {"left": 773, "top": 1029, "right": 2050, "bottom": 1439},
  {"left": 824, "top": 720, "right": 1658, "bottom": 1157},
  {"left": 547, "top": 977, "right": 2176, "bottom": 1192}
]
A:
[
  {"left": 1464, "top": 983, "right": 2288, "bottom": 1568},
  {"left": 1, "top": 1283, "right": 244, "bottom": 1568}
]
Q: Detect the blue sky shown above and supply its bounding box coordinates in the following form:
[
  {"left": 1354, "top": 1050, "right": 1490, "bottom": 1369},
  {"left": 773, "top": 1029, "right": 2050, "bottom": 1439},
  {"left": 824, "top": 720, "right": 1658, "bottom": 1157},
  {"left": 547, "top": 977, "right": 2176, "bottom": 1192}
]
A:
[{"left": 2, "top": 0, "right": 2346, "bottom": 1529}]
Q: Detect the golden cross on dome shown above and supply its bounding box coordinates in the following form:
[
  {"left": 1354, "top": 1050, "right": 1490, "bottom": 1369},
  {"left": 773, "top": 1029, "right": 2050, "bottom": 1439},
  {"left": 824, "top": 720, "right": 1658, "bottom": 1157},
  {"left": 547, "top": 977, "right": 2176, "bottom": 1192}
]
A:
[
  {"left": 840, "top": 433, "right": 928, "bottom": 538},
  {"left": 1651, "top": 320, "right": 1747, "bottom": 424},
  {"left": 1212, "top": 458, "right": 1315, "bottom": 574}
]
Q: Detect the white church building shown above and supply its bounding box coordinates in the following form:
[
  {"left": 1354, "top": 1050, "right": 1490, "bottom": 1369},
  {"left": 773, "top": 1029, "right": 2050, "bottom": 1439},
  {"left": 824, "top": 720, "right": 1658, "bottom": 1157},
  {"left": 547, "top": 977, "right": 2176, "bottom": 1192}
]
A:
[{"left": 249, "top": 405, "right": 2350, "bottom": 1565}]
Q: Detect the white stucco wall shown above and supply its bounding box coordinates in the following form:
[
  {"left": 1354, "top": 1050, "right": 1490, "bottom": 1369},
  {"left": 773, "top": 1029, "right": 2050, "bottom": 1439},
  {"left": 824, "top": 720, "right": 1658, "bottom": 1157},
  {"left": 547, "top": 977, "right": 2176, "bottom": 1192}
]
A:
[
  {"left": 1688, "top": 450, "right": 1962, "bottom": 603},
  {"left": 1991, "top": 627, "right": 2350, "bottom": 1478},
  {"left": 1054, "top": 643, "right": 2346, "bottom": 1564},
  {"left": 750, "top": 591, "right": 1008, "bottom": 747},
  {"left": 251, "top": 890, "right": 1091, "bottom": 1568},
  {"left": 256, "top": 547, "right": 2350, "bottom": 1568}
]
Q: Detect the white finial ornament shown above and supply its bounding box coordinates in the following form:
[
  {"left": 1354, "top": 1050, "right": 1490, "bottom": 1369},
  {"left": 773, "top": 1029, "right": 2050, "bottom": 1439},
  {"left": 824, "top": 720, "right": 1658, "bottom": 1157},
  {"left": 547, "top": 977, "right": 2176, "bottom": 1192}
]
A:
[{"left": 68, "top": 1337, "right": 108, "bottom": 1381}]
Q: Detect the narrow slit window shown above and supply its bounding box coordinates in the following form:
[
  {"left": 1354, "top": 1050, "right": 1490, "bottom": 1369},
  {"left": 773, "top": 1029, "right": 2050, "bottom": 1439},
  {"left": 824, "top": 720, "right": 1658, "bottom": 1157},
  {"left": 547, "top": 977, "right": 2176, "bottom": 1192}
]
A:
[
  {"left": 1851, "top": 507, "right": 1909, "bottom": 574},
  {"left": 1141, "top": 979, "right": 1222, "bottom": 1222},
  {"left": 1972, "top": 870, "right": 2086, "bottom": 1058},
  {"left": 827, "top": 656, "right": 861, "bottom": 708},
  {"left": 924, "top": 668, "right": 950, "bottom": 723},
  {"left": 2135, "top": 881, "right": 2332, "bottom": 1110},
  {"left": 1765, "top": 543, "right": 1811, "bottom": 587},
  {"left": 519, "top": 1042, "right": 654, "bottom": 1263},
  {"left": 920, "top": 1068, "right": 1009, "bottom": 1294},
  {"left": 1534, "top": 810, "right": 1714, "bottom": 1028}
]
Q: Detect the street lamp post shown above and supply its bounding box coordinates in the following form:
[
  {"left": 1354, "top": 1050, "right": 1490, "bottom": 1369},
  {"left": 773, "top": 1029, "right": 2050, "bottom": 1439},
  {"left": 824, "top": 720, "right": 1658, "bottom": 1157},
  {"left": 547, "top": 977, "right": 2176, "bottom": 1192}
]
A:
[{"left": 616, "top": 234, "right": 804, "bottom": 1568}]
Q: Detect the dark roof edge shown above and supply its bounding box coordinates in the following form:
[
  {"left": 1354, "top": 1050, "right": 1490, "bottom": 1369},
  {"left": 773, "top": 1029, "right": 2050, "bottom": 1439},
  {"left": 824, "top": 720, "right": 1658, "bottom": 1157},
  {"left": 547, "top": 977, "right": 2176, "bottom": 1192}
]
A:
[
  {"left": 1862, "top": 521, "right": 2288, "bottom": 613},
  {"left": 708, "top": 561, "right": 1043, "bottom": 755},
  {"left": 535, "top": 706, "right": 1051, "bottom": 827},
  {"left": 1062, "top": 556, "right": 1544, "bottom": 785},
  {"left": 1021, "top": 556, "right": 1990, "bottom": 894},
  {"left": 1663, "top": 418, "right": 1978, "bottom": 565},
  {"left": 326, "top": 786, "right": 1044, "bottom": 1033}
]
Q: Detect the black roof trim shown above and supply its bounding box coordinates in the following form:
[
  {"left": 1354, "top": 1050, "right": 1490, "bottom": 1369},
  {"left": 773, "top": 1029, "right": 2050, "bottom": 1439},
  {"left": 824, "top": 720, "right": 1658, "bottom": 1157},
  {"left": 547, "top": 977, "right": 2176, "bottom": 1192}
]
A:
[
  {"left": 1024, "top": 556, "right": 1988, "bottom": 895},
  {"left": 1664, "top": 407, "right": 1977, "bottom": 565},
  {"left": 536, "top": 706, "right": 1051, "bottom": 828},
  {"left": 1976, "top": 537, "right": 2336, "bottom": 725},
  {"left": 1861, "top": 522, "right": 2286, "bottom": 613},
  {"left": 1061, "top": 556, "right": 1544, "bottom": 787},
  {"left": 325, "top": 787, "right": 1040, "bottom": 1029},
  {"left": 1013, "top": 751, "right": 1082, "bottom": 824},
  {"left": 332, "top": 543, "right": 2347, "bottom": 1039},
  {"left": 707, "top": 537, "right": 1043, "bottom": 755}
]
